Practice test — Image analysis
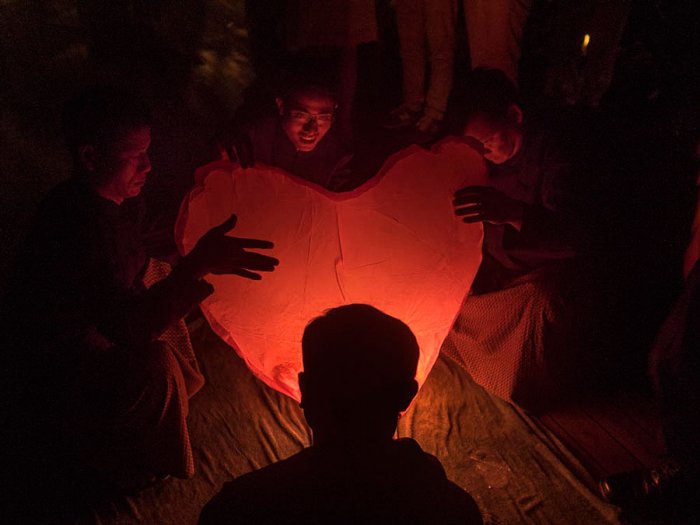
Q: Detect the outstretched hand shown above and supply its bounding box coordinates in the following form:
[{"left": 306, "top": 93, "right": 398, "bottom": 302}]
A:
[
  {"left": 453, "top": 186, "right": 525, "bottom": 226},
  {"left": 183, "top": 214, "right": 278, "bottom": 280}
]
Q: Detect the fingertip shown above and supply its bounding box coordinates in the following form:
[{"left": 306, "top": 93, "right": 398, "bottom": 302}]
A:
[{"left": 223, "top": 213, "right": 238, "bottom": 229}]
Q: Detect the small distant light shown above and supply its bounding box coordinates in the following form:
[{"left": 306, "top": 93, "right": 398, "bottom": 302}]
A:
[{"left": 581, "top": 33, "right": 591, "bottom": 55}]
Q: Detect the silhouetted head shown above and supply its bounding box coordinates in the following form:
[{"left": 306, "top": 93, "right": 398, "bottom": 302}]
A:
[
  {"left": 299, "top": 304, "right": 419, "bottom": 445},
  {"left": 275, "top": 81, "right": 337, "bottom": 153},
  {"left": 458, "top": 68, "right": 524, "bottom": 164},
  {"left": 62, "top": 87, "right": 152, "bottom": 204}
]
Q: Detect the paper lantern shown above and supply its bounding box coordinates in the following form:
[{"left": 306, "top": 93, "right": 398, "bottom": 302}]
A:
[{"left": 176, "top": 138, "right": 487, "bottom": 401}]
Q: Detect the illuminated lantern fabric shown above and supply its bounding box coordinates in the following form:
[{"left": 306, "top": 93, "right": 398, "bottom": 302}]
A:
[{"left": 176, "top": 138, "right": 487, "bottom": 401}]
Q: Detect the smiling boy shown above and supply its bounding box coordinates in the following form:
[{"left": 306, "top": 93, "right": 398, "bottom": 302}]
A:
[{"left": 219, "top": 81, "right": 354, "bottom": 191}]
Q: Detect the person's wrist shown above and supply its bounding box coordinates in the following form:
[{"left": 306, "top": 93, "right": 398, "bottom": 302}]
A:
[{"left": 177, "top": 252, "right": 206, "bottom": 280}]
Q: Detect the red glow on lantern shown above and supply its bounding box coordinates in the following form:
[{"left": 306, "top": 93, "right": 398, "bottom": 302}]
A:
[{"left": 176, "top": 138, "right": 487, "bottom": 400}]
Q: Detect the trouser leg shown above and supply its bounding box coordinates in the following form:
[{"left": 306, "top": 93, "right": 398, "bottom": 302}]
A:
[
  {"left": 423, "top": 0, "right": 457, "bottom": 120},
  {"left": 396, "top": 0, "right": 426, "bottom": 111},
  {"left": 464, "top": 0, "right": 532, "bottom": 83},
  {"left": 337, "top": 45, "right": 358, "bottom": 145}
]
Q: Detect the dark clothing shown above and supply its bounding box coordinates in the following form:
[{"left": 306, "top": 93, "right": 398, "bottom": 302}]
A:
[
  {"left": 200, "top": 438, "right": 482, "bottom": 525},
  {"left": 645, "top": 259, "right": 700, "bottom": 521},
  {"left": 651, "top": 259, "right": 700, "bottom": 471},
  {"left": 229, "top": 117, "right": 356, "bottom": 191},
  {"left": 474, "top": 116, "right": 580, "bottom": 293},
  {"left": 6, "top": 177, "right": 211, "bottom": 481},
  {"left": 11, "top": 178, "right": 211, "bottom": 353}
]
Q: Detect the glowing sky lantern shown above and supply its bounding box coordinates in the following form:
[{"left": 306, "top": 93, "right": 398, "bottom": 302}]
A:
[{"left": 176, "top": 138, "right": 487, "bottom": 401}]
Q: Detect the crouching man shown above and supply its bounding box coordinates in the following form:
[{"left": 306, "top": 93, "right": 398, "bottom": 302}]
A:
[
  {"left": 217, "top": 80, "right": 361, "bottom": 192},
  {"left": 444, "top": 68, "right": 599, "bottom": 409},
  {"left": 200, "top": 304, "right": 482, "bottom": 524},
  {"left": 6, "top": 88, "right": 278, "bottom": 492}
]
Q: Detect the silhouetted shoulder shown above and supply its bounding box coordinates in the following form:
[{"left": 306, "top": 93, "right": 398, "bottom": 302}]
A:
[
  {"left": 395, "top": 440, "right": 482, "bottom": 525},
  {"left": 199, "top": 448, "right": 316, "bottom": 525},
  {"left": 439, "top": 478, "right": 484, "bottom": 525},
  {"left": 199, "top": 440, "right": 482, "bottom": 525}
]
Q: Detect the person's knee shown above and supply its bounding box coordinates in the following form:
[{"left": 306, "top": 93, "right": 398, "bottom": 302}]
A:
[
  {"left": 522, "top": 279, "right": 555, "bottom": 303},
  {"left": 135, "top": 340, "right": 183, "bottom": 386}
]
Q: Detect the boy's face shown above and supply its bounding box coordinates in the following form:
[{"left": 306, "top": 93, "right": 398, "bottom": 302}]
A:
[
  {"left": 463, "top": 113, "right": 523, "bottom": 165},
  {"left": 277, "top": 91, "right": 336, "bottom": 152},
  {"left": 87, "top": 126, "right": 152, "bottom": 203}
]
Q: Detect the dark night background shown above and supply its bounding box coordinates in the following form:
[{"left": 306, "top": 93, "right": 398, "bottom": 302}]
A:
[
  {"left": 1, "top": 0, "right": 698, "bottom": 290},
  {"left": 1, "top": 0, "right": 698, "bottom": 378}
]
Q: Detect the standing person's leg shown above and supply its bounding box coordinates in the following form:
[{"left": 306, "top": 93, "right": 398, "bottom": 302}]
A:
[
  {"left": 337, "top": 45, "right": 358, "bottom": 146},
  {"left": 393, "top": 0, "right": 426, "bottom": 119},
  {"left": 602, "top": 262, "right": 700, "bottom": 517},
  {"left": 421, "top": 0, "right": 457, "bottom": 129},
  {"left": 659, "top": 265, "right": 700, "bottom": 491},
  {"left": 464, "top": 0, "right": 532, "bottom": 83}
]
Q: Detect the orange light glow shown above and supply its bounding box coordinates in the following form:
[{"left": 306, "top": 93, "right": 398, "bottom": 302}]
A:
[
  {"left": 581, "top": 33, "right": 591, "bottom": 55},
  {"left": 176, "top": 139, "right": 487, "bottom": 401}
]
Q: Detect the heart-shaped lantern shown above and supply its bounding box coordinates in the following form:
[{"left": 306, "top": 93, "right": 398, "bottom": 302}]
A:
[{"left": 176, "top": 138, "right": 486, "bottom": 401}]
